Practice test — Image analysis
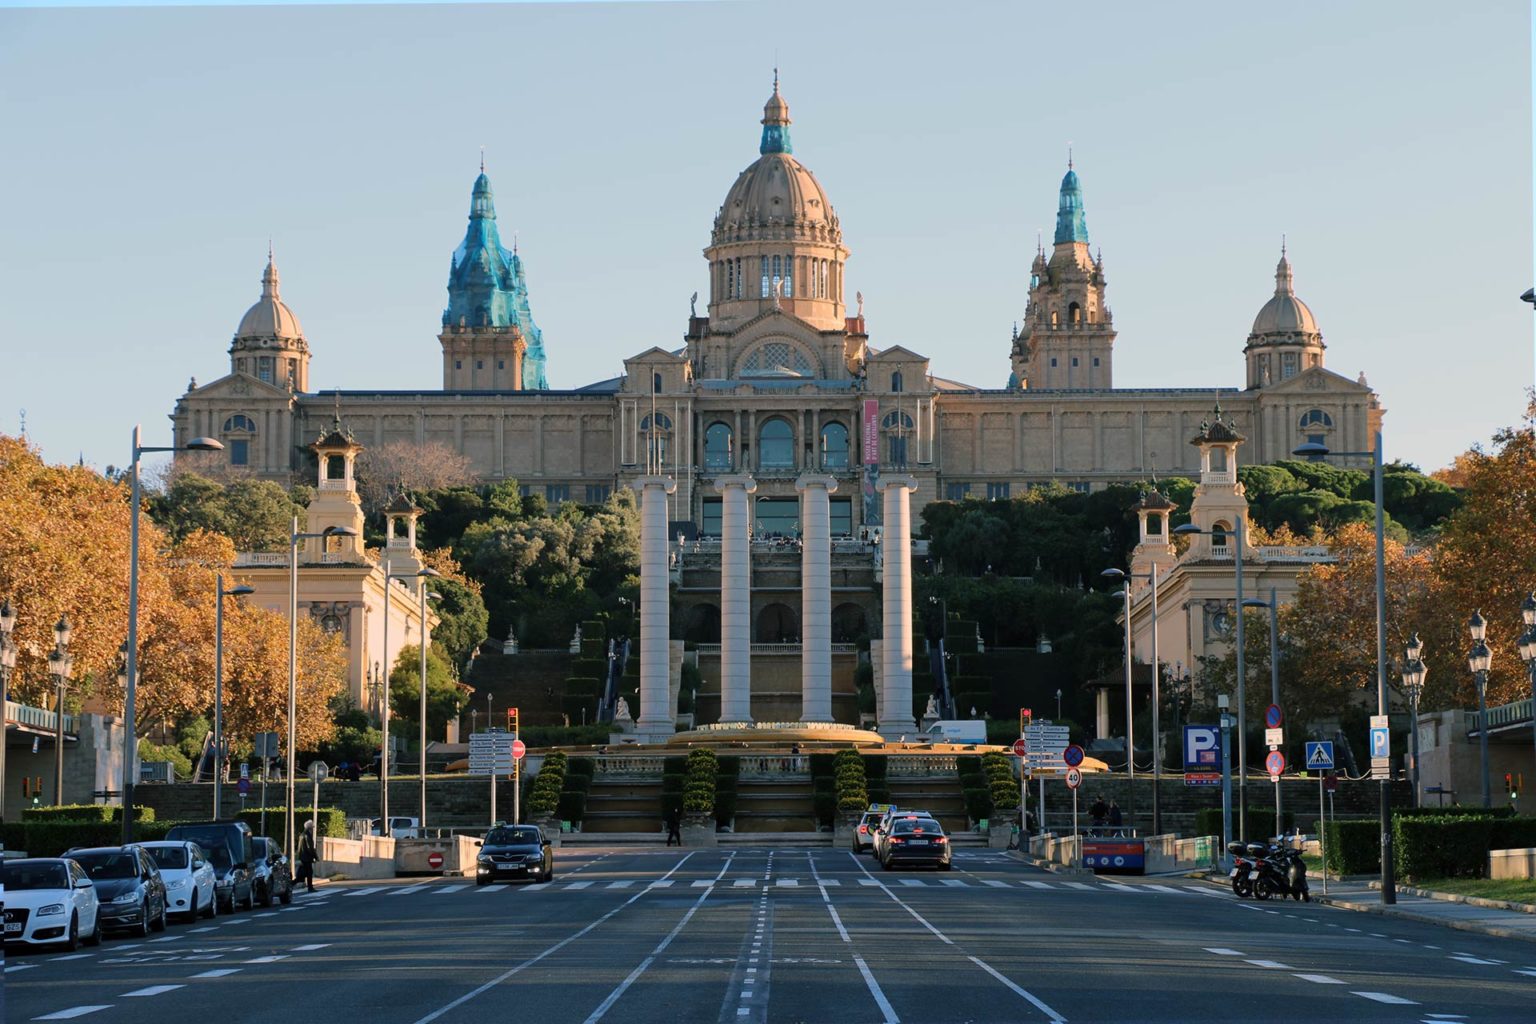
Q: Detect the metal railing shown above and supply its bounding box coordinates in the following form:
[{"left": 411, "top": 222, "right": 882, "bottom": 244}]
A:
[
  {"left": 1466, "top": 696, "right": 1533, "bottom": 735},
  {"left": 6, "top": 699, "right": 79, "bottom": 735}
]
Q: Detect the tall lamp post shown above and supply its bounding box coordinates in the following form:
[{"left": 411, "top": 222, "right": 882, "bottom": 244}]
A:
[
  {"left": 381, "top": 567, "right": 439, "bottom": 832},
  {"left": 418, "top": 586, "right": 443, "bottom": 831},
  {"left": 1401, "top": 633, "right": 1427, "bottom": 809},
  {"left": 122, "top": 426, "right": 223, "bottom": 842},
  {"left": 1292, "top": 433, "right": 1393, "bottom": 903},
  {"left": 1467, "top": 610, "right": 1493, "bottom": 809},
  {"left": 1519, "top": 593, "right": 1536, "bottom": 797},
  {"left": 1243, "top": 591, "right": 1282, "bottom": 837},
  {"left": 1103, "top": 565, "right": 1163, "bottom": 834},
  {"left": 286, "top": 518, "right": 359, "bottom": 860},
  {"left": 213, "top": 577, "right": 255, "bottom": 819},
  {"left": 48, "top": 615, "right": 73, "bottom": 806},
  {"left": 1109, "top": 588, "right": 1134, "bottom": 781},
  {"left": 1173, "top": 521, "right": 1249, "bottom": 840},
  {"left": 0, "top": 598, "right": 17, "bottom": 822}
]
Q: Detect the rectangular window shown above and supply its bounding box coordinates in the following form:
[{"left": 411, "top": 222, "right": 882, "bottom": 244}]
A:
[
  {"left": 986, "top": 482, "right": 1010, "bottom": 501},
  {"left": 585, "top": 484, "right": 611, "bottom": 504},
  {"left": 1071, "top": 357, "right": 1079, "bottom": 367},
  {"left": 476, "top": 360, "right": 484, "bottom": 370},
  {"left": 1050, "top": 357, "right": 1058, "bottom": 367},
  {"left": 455, "top": 360, "right": 463, "bottom": 370},
  {"left": 945, "top": 482, "right": 971, "bottom": 501},
  {"left": 229, "top": 439, "right": 249, "bottom": 466},
  {"left": 545, "top": 484, "right": 571, "bottom": 504},
  {"left": 1070, "top": 481, "right": 1091, "bottom": 494},
  {"left": 887, "top": 435, "right": 908, "bottom": 468},
  {"left": 1093, "top": 357, "right": 1100, "bottom": 367},
  {"left": 756, "top": 497, "right": 798, "bottom": 537},
  {"left": 257, "top": 356, "right": 274, "bottom": 383},
  {"left": 701, "top": 498, "right": 722, "bottom": 537},
  {"left": 519, "top": 484, "right": 535, "bottom": 498},
  {"left": 498, "top": 360, "right": 505, "bottom": 370},
  {"left": 1282, "top": 352, "right": 1299, "bottom": 379},
  {"left": 830, "top": 497, "right": 853, "bottom": 537}
]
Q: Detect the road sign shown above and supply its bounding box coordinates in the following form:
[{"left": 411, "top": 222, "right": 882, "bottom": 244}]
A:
[
  {"left": 239, "top": 762, "right": 250, "bottom": 780},
  {"left": 1062, "top": 744, "right": 1085, "bottom": 768},
  {"left": 1265, "top": 750, "right": 1286, "bottom": 778},
  {"left": 468, "top": 732, "right": 517, "bottom": 775},
  {"left": 306, "top": 761, "right": 329, "bottom": 784},
  {"left": 1324, "top": 773, "right": 1339, "bottom": 793},
  {"left": 237, "top": 777, "right": 250, "bottom": 796},
  {"left": 1064, "top": 767, "right": 1083, "bottom": 789},
  {"left": 1305, "top": 741, "right": 1335, "bottom": 771},
  {"left": 1265, "top": 704, "right": 1284, "bottom": 729},
  {"left": 427, "top": 851, "right": 444, "bottom": 869},
  {"left": 1369, "top": 726, "right": 1390, "bottom": 759},
  {"left": 1183, "top": 725, "right": 1221, "bottom": 768},
  {"left": 254, "top": 732, "right": 281, "bottom": 758},
  {"left": 1184, "top": 772, "right": 1222, "bottom": 787},
  {"left": 1264, "top": 727, "right": 1284, "bottom": 749},
  {"left": 511, "top": 739, "right": 527, "bottom": 760},
  {"left": 1012, "top": 738, "right": 1028, "bottom": 758}
]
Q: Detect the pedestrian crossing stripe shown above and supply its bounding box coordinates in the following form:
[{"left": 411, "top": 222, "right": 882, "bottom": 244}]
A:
[{"left": 330, "top": 877, "right": 1237, "bottom": 897}]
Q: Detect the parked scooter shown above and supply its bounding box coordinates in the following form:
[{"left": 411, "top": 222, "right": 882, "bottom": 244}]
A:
[
  {"left": 1252, "top": 837, "right": 1310, "bottom": 902},
  {"left": 1226, "top": 842, "right": 1255, "bottom": 898}
]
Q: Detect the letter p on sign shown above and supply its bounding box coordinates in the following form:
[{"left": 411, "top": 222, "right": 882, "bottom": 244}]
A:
[{"left": 1183, "top": 725, "right": 1221, "bottom": 769}]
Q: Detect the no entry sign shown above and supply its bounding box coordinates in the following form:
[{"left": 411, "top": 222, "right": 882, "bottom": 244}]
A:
[{"left": 427, "top": 851, "right": 444, "bottom": 869}]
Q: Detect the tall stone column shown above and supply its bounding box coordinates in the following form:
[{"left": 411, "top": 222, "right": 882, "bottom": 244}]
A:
[
  {"left": 796, "top": 474, "right": 838, "bottom": 722},
  {"left": 636, "top": 475, "right": 677, "bottom": 743},
  {"left": 878, "top": 475, "right": 919, "bottom": 739},
  {"left": 715, "top": 474, "right": 757, "bottom": 723}
]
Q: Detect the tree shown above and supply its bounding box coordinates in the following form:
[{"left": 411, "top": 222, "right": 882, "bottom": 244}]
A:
[
  {"left": 389, "top": 644, "right": 469, "bottom": 742},
  {"left": 355, "top": 440, "right": 476, "bottom": 514},
  {"left": 150, "top": 473, "right": 306, "bottom": 551},
  {"left": 419, "top": 547, "right": 489, "bottom": 671}
]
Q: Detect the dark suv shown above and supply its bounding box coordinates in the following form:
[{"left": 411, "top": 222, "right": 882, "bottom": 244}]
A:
[
  {"left": 250, "top": 837, "right": 293, "bottom": 906},
  {"left": 164, "top": 821, "right": 256, "bottom": 913},
  {"left": 64, "top": 846, "right": 169, "bottom": 937}
]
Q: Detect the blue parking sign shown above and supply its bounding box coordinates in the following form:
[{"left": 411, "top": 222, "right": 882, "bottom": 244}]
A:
[
  {"left": 1369, "top": 727, "right": 1390, "bottom": 759},
  {"left": 1183, "top": 725, "right": 1221, "bottom": 768}
]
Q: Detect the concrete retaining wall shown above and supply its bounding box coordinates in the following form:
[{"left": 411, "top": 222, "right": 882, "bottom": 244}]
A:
[
  {"left": 1491, "top": 847, "right": 1536, "bottom": 880},
  {"left": 319, "top": 836, "right": 396, "bottom": 880},
  {"left": 395, "top": 835, "right": 482, "bottom": 876}
]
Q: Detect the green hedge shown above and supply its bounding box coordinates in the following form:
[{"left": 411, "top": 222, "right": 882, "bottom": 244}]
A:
[
  {"left": 528, "top": 753, "right": 569, "bottom": 818},
  {"left": 1492, "top": 816, "right": 1536, "bottom": 849},
  {"left": 556, "top": 791, "right": 587, "bottom": 823},
  {"left": 1394, "top": 815, "right": 1495, "bottom": 880},
  {"left": 22, "top": 804, "right": 155, "bottom": 823},
  {"left": 963, "top": 787, "right": 993, "bottom": 824},
  {"left": 13, "top": 820, "right": 175, "bottom": 857},
  {"left": 683, "top": 749, "right": 718, "bottom": 814},
  {"left": 1324, "top": 819, "right": 1381, "bottom": 876},
  {"left": 834, "top": 749, "right": 867, "bottom": 811},
  {"left": 1395, "top": 805, "right": 1516, "bottom": 819},
  {"left": 237, "top": 807, "right": 347, "bottom": 839}
]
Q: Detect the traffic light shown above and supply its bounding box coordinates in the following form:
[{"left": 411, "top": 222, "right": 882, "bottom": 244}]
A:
[
  {"left": 506, "top": 706, "right": 519, "bottom": 736},
  {"left": 1019, "top": 707, "right": 1033, "bottom": 734},
  {"left": 1507, "top": 772, "right": 1520, "bottom": 802}
]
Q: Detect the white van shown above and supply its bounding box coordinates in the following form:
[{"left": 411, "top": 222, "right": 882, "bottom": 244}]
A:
[{"left": 926, "top": 720, "right": 987, "bottom": 745}]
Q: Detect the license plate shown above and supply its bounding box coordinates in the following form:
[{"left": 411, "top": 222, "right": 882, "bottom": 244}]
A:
[
  {"left": 910, "top": 840, "right": 929, "bottom": 846},
  {"left": 4, "top": 922, "right": 22, "bottom": 934},
  {"left": 1228, "top": 868, "right": 1239, "bottom": 878}
]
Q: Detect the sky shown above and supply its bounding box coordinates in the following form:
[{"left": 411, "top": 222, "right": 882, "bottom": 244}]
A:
[{"left": 0, "top": 0, "right": 1531, "bottom": 477}]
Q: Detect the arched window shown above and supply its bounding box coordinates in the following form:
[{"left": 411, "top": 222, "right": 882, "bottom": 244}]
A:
[
  {"left": 761, "top": 257, "right": 771, "bottom": 298},
  {"left": 1050, "top": 310, "right": 1059, "bottom": 327},
  {"left": 223, "top": 414, "right": 255, "bottom": 466},
  {"left": 758, "top": 418, "right": 794, "bottom": 469},
  {"left": 1298, "top": 409, "right": 1334, "bottom": 429},
  {"left": 890, "top": 371, "right": 904, "bottom": 393},
  {"left": 1210, "top": 447, "right": 1228, "bottom": 472},
  {"left": 1211, "top": 521, "right": 1231, "bottom": 549},
  {"left": 704, "top": 422, "right": 734, "bottom": 471},
  {"left": 222, "top": 414, "right": 256, "bottom": 434},
  {"left": 738, "top": 341, "right": 817, "bottom": 378},
  {"left": 1069, "top": 302, "right": 1082, "bottom": 324},
  {"left": 820, "top": 422, "right": 849, "bottom": 470},
  {"left": 882, "top": 411, "right": 915, "bottom": 467},
  {"left": 641, "top": 412, "right": 672, "bottom": 468},
  {"left": 326, "top": 454, "right": 346, "bottom": 481},
  {"left": 726, "top": 259, "right": 735, "bottom": 300}
]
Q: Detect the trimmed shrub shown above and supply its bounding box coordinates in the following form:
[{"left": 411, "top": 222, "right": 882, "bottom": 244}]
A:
[
  {"left": 813, "top": 791, "right": 836, "bottom": 828},
  {"left": 1395, "top": 805, "right": 1515, "bottom": 819},
  {"left": 237, "top": 807, "right": 347, "bottom": 839},
  {"left": 862, "top": 755, "right": 888, "bottom": 780},
  {"left": 1491, "top": 816, "right": 1536, "bottom": 850},
  {"left": 990, "top": 782, "right": 1020, "bottom": 810},
  {"left": 1324, "top": 819, "right": 1380, "bottom": 876},
  {"left": 556, "top": 791, "right": 588, "bottom": 823},
  {"left": 1394, "top": 815, "right": 1495, "bottom": 880},
  {"left": 963, "top": 787, "right": 993, "bottom": 824},
  {"left": 23, "top": 805, "right": 155, "bottom": 823},
  {"left": 683, "top": 749, "right": 718, "bottom": 814},
  {"left": 18, "top": 819, "right": 175, "bottom": 857},
  {"left": 528, "top": 755, "right": 569, "bottom": 819},
  {"left": 1, "top": 821, "right": 27, "bottom": 852}
]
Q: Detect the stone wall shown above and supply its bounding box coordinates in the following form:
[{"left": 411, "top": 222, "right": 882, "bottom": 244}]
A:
[{"left": 132, "top": 775, "right": 523, "bottom": 828}]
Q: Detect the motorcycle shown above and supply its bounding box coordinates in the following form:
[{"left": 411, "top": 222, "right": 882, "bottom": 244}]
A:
[
  {"left": 1252, "top": 838, "right": 1310, "bottom": 902},
  {"left": 1226, "top": 841, "right": 1255, "bottom": 898}
]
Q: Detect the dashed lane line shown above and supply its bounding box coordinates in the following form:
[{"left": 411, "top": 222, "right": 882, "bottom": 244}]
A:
[
  {"left": 1353, "top": 992, "right": 1418, "bottom": 1006},
  {"left": 122, "top": 986, "right": 185, "bottom": 997},
  {"left": 1293, "top": 974, "right": 1344, "bottom": 985},
  {"left": 190, "top": 969, "right": 241, "bottom": 978},
  {"left": 32, "top": 1006, "right": 112, "bottom": 1020}
]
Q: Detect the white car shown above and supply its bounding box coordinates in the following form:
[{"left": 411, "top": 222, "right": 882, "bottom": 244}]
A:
[
  {"left": 1, "top": 858, "right": 102, "bottom": 951},
  {"left": 137, "top": 840, "right": 217, "bottom": 920},
  {"left": 371, "top": 816, "right": 421, "bottom": 839}
]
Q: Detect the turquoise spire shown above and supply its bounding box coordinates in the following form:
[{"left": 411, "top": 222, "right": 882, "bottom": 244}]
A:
[
  {"left": 443, "top": 169, "right": 548, "bottom": 388},
  {"left": 759, "top": 70, "right": 793, "bottom": 155},
  {"left": 1053, "top": 161, "right": 1089, "bottom": 246}
]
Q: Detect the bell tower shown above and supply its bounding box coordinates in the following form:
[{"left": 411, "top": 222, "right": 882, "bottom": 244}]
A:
[
  {"left": 305, "top": 421, "right": 366, "bottom": 561},
  {"left": 1129, "top": 489, "right": 1179, "bottom": 586},
  {"left": 1185, "top": 406, "right": 1251, "bottom": 559}
]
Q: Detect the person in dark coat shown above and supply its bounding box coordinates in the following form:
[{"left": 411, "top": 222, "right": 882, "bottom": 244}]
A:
[
  {"left": 1107, "top": 800, "right": 1123, "bottom": 831},
  {"left": 1089, "top": 795, "right": 1108, "bottom": 826},
  {"left": 665, "top": 807, "right": 682, "bottom": 847},
  {"left": 297, "top": 820, "right": 318, "bottom": 892}
]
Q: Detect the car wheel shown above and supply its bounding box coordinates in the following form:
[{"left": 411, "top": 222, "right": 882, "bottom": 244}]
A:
[
  {"left": 202, "top": 891, "right": 217, "bottom": 919},
  {"left": 60, "top": 913, "right": 80, "bottom": 952},
  {"left": 150, "top": 899, "right": 168, "bottom": 933},
  {"left": 83, "top": 911, "right": 102, "bottom": 946},
  {"left": 186, "top": 892, "right": 199, "bottom": 922},
  {"left": 135, "top": 901, "right": 152, "bottom": 938},
  {"left": 262, "top": 881, "right": 275, "bottom": 908},
  {"left": 242, "top": 884, "right": 256, "bottom": 911}
]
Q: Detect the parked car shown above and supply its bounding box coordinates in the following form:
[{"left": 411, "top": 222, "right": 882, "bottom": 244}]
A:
[
  {"left": 137, "top": 841, "right": 217, "bottom": 920},
  {"left": 475, "top": 825, "right": 554, "bottom": 885},
  {"left": 370, "top": 816, "right": 421, "bottom": 839},
  {"left": 250, "top": 837, "right": 294, "bottom": 906},
  {"left": 164, "top": 821, "right": 256, "bottom": 913},
  {"left": 880, "top": 817, "right": 953, "bottom": 871},
  {"left": 1, "top": 858, "right": 102, "bottom": 951},
  {"left": 64, "top": 846, "right": 169, "bottom": 936},
  {"left": 853, "top": 811, "right": 883, "bottom": 854}
]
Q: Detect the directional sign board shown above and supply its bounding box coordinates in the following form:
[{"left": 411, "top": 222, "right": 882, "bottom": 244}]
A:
[
  {"left": 1265, "top": 750, "right": 1286, "bottom": 778},
  {"left": 1265, "top": 704, "right": 1284, "bottom": 729},
  {"left": 1021, "top": 724, "right": 1070, "bottom": 771},
  {"left": 1304, "top": 741, "right": 1335, "bottom": 771},
  {"left": 468, "top": 732, "right": 517, "bottom": 775}
]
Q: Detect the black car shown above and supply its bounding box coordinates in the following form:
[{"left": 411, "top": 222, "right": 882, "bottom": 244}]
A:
[
  {"left": 164, "top": 821, "right": 256, "bottom": 913},
  {"left": 249, "top": 837, "right": 294, "bottom": 906},
  {"left": 64, "top": 846, "right": 169, "bottom": 936},
  {"left": 475, "top": 825, "right": 554, "bottom": 885},
  {"left": 879, "top": 817, "right": 953, "bottom": 871}
]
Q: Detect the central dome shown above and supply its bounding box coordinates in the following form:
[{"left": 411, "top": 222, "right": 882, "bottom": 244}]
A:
[
  {"left": 1249, "top": 252, "right": 1319, "bottom": 338},
  {"left": 235, "top": 256, "right": 304, "bottom": 342},
  {"left": 711, "top": 84, "right": 842, "bottom": 248}
]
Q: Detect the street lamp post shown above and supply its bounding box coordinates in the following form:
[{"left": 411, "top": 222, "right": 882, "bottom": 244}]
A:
[
  {"left": 418, "top": 586, "right": 443, "bottom": 831},
  {"left": 286, "top": 518, "right": 358, "bottom": 860},
  {"left": 1104, "top": 564, "right": 1163, "bottom": 833},
  {"left": 1109, "top": 588, "right": 1134, "bottom": 781},
  {"left": 48, "top": 615, "right": 72, "bottom": 806},
  {"left": 0, "top": 598, "right": 17, "bottom": 822},
  {"left": 381, "top": 568, "right": 439, "bottom": 833},
  {"left": 213, "top": 577, "right": 255, "bottom": 820},
  {"left": 1519, "top": 593, "right": 1536, "bottom": 798},
  {"left": 122, "top": 426, "right": 223, "bottom": 842},
  {"left": 1401, "top": 633, "right": 1427, "bottom": 809},
  {"left": 1292, "top": 433, "right": 1393, "bottom": 903},
  {"left": 1243, "top": 591, "right": 1282, "bottom": 838},
  {"left": 1467, "top": 610, "right": 1493, "bottom": 809}
]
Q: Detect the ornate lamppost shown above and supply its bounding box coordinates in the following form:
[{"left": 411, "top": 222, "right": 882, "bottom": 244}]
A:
[
  {"left": 1401, "top": 633, "right": 1427, "bottom": 809},
  {"left": 1467, "top": 611, "right": 1493, "bottom": 809}
]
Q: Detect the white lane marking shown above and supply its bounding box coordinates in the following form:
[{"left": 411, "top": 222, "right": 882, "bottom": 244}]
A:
[
  {"left": 292, "top": 943, "right": 330, "bottom": 951},
  {"left": 32, "top": 1007, "right": 112, "bottom": 1020},
  {"left": 1244, "top": 960, "right": 1298, "bottom": 970},
  {"left": 690, "top": 880, "right": 713, "bottom": 888},
  {"left": 966, "top": 955, "right": 1067, "bottom": 1024},
  {"left": 51, "top": 953, "right": 92, "bottom": 961},
  {"left": 854, "top": 956, "right": 900, "bottom": 1024},
  {"left": 983, "top": 880, "right": 1011, "bottom": 888},
  {"left": 189, "top": 927, "right": 218, "bottom": 933},
  {"left": 858, "top": 878, "right": 880, "bottom": 886},
  {"left": 565, "top": 881, "right": 593, "bottom": 890},
  {"left": 478, "top": 885, "right": 509, "bottom": 894},
  {"left": 606, "top": 881, "right": 633, "bottom": 890},
  {"left": 6, "top": 964, "right": 38, "bottom": 973},
  {"left": 1451, "top": 955, "right": 1498, "bottom": 965},
  {"left": 523, "top": 883, "right": 550, "bottom": 892},
  {"left": 733, "top": 879, "right": 757, "bottom": 888},
  {"left": 1023, "top": 881, "right": 1054, "bottom": 890},
  {"left": 344, "top": 888, "right": 382, "bottom": 897},
  {"left": 1344, "top": 927, "right": 1362, "bottom": 932},
  {"left": 1368, "top": 932, "right": 1387, "bottom": 938},
  {"left": 1353, "top": 992, "right": 1417, "bottom": 1005},
  {"left": 1515, "top": 969, "right": 1536, "bottom": 978},
  {"left": 385, "top": 884, "right": 431, "bottom": 896},
  {"left": 1294, "top": 974, "right": 1344, "bottom": 985},
  {"left": 190, "top": 969, "right": 241, "bottom": 978},
  {"left": 1204, "top": 948, "right": 1245, "bottom": 956},
  {"left": 649, "top": 880, "right": 674, "bottom": 888},
  {"left": 1423, "top": 1016, "right": 1469, "bottom": 1020},
  {"left": 1142, "top": 884, "right": 1181, "bottom": 894},
  {"left": 253, "top": 912, "right": 279, "bottom": 918},
  {"left": 244, "top": 955, "right": 289, "bottom": 964},
  {"left": 899, "top": 878, "right": 926, "bottom": 887},
  {"left": 1063, "top": 882, "right": 1096, "bottom": 891},
  {"left": 940, "top": 878, "right": 967, "bottom": 887},
  {"left": 409, "top": 851, "right": 698, "bottom": 1024},
  {"left": 1394, "top": 938, "right": 1413, "bottom": 944},
  {"left": 1422, "top": 945, "right": 1440, "bottom": 950},
  {"left": 437, "top": 885, "right": 469, "bottom": 894},
  {"left": 220, "top": 917, "right": 251, "bottom": 924},
  {"left": 146, "top": 935, "right": 178, "bottom": 943},
  {"left": 122, "top": 986, "right": 185, "bottom": 997},
  {"left": 775, "top": 878, "right": 799, "bottom": 887}
]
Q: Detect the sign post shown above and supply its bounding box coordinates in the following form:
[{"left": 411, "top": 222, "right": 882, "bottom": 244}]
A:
[
  {"left": 1218, "top": 696, "right": 1234, "bottom": 858},
  {"left": 306, "top": 761, "right": 329, "bottom": 839},
  {"left": 1065, "top": 765, "right": 1083, "bottom": 836},
  {"left": 1013, "top": 735, "right": 1029, "bottom": 838},
  {"left": 510, "top": 707, "right": 522, "bottom": 825}
]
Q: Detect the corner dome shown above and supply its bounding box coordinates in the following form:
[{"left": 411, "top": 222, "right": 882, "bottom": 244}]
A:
[
  {"left": 1250, "top": 253, "right": 1318, "bottom": 337},
  {"left": 235, "top": 255, "right": 304, "bottom": 341}
]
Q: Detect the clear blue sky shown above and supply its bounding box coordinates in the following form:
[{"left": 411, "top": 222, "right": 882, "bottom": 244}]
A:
[{"left": 1, "top": 0, "right": 1530, "bottom": 476}]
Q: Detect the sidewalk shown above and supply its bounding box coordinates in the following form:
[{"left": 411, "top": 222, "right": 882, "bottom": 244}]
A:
[{"left": 1309, "top": 881, "right": 1536, "bottom": 943}]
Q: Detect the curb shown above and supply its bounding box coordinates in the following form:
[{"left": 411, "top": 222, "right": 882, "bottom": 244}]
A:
[
  {"left": 1004, "top": 849, "right": 1092, "bottom": 876},
  {"left": 1363, "top": 880, "right": 1536, "bottom": 915},
  {"left": 1314, "top": 893, "right": 1536, "bottom": 944}
]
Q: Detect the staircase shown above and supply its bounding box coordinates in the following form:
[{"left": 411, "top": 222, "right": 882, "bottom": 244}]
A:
[
  {"left": 887, "top": 776, "right": 968, "bottom": 834},
  {"left": 732, "top": 778, "right": 816, "bottom": 833},
  {"left": 465, "top": 649, "right": 576, "bottom": 726},
  {"left": 581, "top": 779, "right": 663, "bottom": 833}
]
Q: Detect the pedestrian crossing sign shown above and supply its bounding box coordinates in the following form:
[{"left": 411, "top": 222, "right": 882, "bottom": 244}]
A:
[{"left": 1304, "top": 741, "right": 1334, "bottom": 771}]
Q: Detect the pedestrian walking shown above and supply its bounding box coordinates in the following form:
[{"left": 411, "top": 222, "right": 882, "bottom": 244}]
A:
[
  {"left": 1107, "top": 799, "right": 1123, "bottom": 833},
  {"left": 665, "top": 807, "right": 682, "bottom": 847},
  {"left": 1089, "top": 794, "right": 1108, "bottom": 826},
  {"left": 298, "top": 820, "right": 318, "bottom": 892}
]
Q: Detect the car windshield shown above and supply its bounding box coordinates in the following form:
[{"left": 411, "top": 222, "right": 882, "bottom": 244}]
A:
[
  {"left": 3, "top": 862, "right": 70, "bottom": 890},
  {"left": 204, "top": 846, "right": 233, "bottom": 872},
  {"left": 485, "top": 827, "right": 541, "bottom": 845},
  {"left": 70, "top": 851, "right": 138, "bottom": 879},
  {"left": 144, "top": 846, "right": 188, "bottom": 870}
]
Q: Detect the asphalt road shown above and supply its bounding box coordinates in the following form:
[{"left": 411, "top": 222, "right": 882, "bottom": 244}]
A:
[{"left": 5, "top": 847, "right": 1534, "bottom": 1024}]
